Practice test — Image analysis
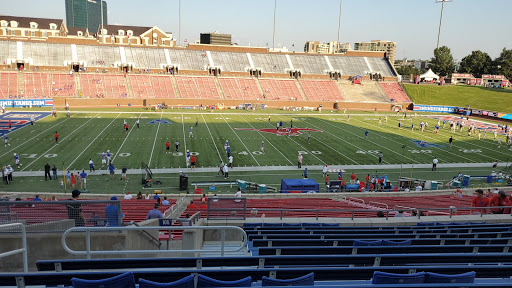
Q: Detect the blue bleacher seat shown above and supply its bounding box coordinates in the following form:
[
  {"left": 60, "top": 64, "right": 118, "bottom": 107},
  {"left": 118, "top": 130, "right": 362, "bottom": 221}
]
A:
[
  {"left": 425, "top": 271, "right": 476, "bottom": 283},
  {"left": 416, "top": 222, "right": 436, "bottom": 227},
  {"left": 262, "top": 272, "right": 314, "bottom": 286},
  {"left": 264, "top": 223, "right": 283, "bottom": 227},
  {"left": 353, "top": 240, "right": 382, "bottom": 246},
  {"left": 243, "top": 223, "right": 262, "bottom": 228},
  {"left": 382, "top": 240, "right": 412, "bottom": 246},
  {"left": 371, "top": 271, "right": 426, "bottom": 284},
  {"left": 302, "top": 223, "right": 321, "bottom": 227},
  {"left": 71, "top": 271, "right": 135, "bottom": 288},
  {"left": 283, "top": 223, "right": 302, "bottom": 227},
  {"left": 197, "top": 274, "right": 252, "bottom": 287},
  {"left": 139, "top": 275, "right": 194, "bottom": 288},
  {"left": 321, "top": 223, "right": 340, "bottom": 227}
]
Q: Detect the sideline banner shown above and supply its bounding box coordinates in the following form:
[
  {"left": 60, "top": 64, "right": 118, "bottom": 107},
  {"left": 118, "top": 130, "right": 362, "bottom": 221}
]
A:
[
  {"left": 0, "top": 99, "right": 53, "bottom": 107},
  {"left": 413, "top": 104, "right": 461, "bottom": 113}
]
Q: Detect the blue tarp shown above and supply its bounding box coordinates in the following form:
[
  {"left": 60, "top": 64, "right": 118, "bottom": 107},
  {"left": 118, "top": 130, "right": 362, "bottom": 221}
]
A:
[{"left": 280, "top": 179, "right": 319, "bottom": 193}]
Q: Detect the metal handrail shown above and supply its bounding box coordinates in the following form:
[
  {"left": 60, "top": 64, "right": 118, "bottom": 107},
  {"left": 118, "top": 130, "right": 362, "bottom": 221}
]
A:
[
  {"left": 0, "top": 223, "right": 28, "bottom": 272},
  {"left": 62, "top": 225, "right": 247, "bottom": 259},
  {"left": 369, "top": 201, "right": 389, "bottom": 209}
]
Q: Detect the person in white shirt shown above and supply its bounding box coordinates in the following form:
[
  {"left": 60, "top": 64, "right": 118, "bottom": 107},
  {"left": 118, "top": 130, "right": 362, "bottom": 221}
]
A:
[
  {"left": 234, "top": 188, "right": 242, "bottom": 203},
  {"left": 432, "top": 157, "right": 438, "bottom": 171},
  {"left": 416, "top": 185, "right": 423, "bottom": 191},
  {"left": 322, "top": 165, "right": 328, "bottom": 177},
  {"left": 223, "top": 164, "right": 229, "bottom": 179},
  {"left": 123, "top": 192, "right": 132, "bottom": 200},
  {"left": 228, "top": 155, "right": 233, "bottom": 168}
]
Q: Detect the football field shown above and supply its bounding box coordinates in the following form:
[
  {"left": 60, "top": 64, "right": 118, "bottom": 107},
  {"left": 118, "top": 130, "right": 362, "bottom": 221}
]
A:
[{"left": 1, "top": 109, "right": 510, "bottom": 173}]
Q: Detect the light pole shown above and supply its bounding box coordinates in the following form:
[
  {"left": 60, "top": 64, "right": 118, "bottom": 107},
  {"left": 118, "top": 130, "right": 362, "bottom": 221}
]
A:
[
  {"left": 272, "top": 0, "right": 277, "bottom": 51},
  {"left": 336, "top": 0, "right": 342, "bottom": 54},
  {"left": 436, "top": 0, "right": 452, "bottom": 49},
  {"left": 178, "top": 0, "right": 181, "bottom": 46}
]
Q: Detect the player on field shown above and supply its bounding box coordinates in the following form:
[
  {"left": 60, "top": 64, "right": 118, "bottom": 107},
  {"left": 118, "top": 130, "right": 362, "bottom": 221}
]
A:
[
  {"left": 286, "top": 128, "right": 291, "bottom": 137},
  {"left": 54, "top": 131, "right": 59, "bottom": 144},
  {"left": 279, "top": 121, "right": 283, "bottom": 129},
  {"left": 124, "top": 123, "right": 129, "bottom": 134},
  {"left": 195, "top": 118, "right": 198, "bottom": 127},
  {"left": 497, "top": 138, "right": 502, "bottom": 148},
  {"left": 227, "top": 145, "right": 231, "bottom": 158},
  {"left": 364, "top": 130, "right": 369, "bottom": 140},
  {"left": 478, "top": 130, "right": 482, "bottom": 140},
  {"left": 189, "top": 127, "right": 193, "bottom": 138},
  {"left": 261, "top": 141, "right": 265, "bottom": 154},
  {"left": 165, "top": 140, "right": 170, "bottom": 154},
  {"left": 89, "top": 159, "right": 95, "bottom": 172},
  {"left": 398, "top": 121, "right": 401, "bottom": 130},
  {"left": 494, "top": 131, "right": 498, "bottom": 141},
  {"left": 14, "top": 153, "right": 20, "bottom": 168},
  {"left": 224, "top": 140, "right": 229, "bottom": 151},
  {"left": 67, "top": 110, "right": 70, "bottom": 119},
  {"left": 136, "top": 119, "right": 140, "bottom": 129},
  {"left": 411, "top": 123, "right": 414, "bottom": 132},
  {"left": 175, "top": 140, "right": 179, "bottom": 152},
  {"left": 8, "top": 120, "right": 11, "bottom": 130},
  {"left": 347, "top": 115, "right": 350, "bottom": 122},
  {"left": 290, "top": 119, "right": 293, "bottom": 128},
  {"left": 276, "top": 122, "right": 279, "bottom": 131},
  {"left": 268, "top": 115, "right": 271, "bottom": 123},
  {"left": 101, "top": 152, "right": 107, "bottom": 169},
  {"left": 4, "top": 135, "right": 10, "bottom": 147},
  {"left": 106, "top": 150, "right": 112, "bottom": 164},
  {"left": 385, "top": 115, "right": 388, "bottom": 123},
  {"left": 30, "top": 115, "right": 35, "bottom": 125},
  {"left": 186, "top": 151, "right": 190, "bottom": 168}
]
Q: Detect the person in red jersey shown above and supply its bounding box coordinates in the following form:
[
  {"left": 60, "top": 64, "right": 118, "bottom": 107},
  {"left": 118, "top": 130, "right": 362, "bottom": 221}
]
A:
[
  {"left": 471, "top": 189, "right": 489, "bottom": 215},
  {"left": 490, "top": 191, "right": 511, "bottom": 214},
  {"left": 54, "top": 131, "right": 59, "bottom": 144}
]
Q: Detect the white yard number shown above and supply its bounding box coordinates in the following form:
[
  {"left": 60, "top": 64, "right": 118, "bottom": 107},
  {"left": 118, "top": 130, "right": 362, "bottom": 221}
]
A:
[
  {"left": 172, "top": 152, "right": 183, "bottom": 156},
  {"left": 238, "top": 151, "right": 249, "bottom": 156},
  {"left": 118, "top": 153, "right": 131, "bottom": 157},
  {"left": 189, "top": 152, "right": 200, "bottom": 156},
  {"left": 408, "top": 149, "right": 432, "bottom": 154},
  {"left": 298, "top": 151, "right": 322, "bottom": 155},
  {"left": 44, "top": 154, "right": 57, "bottom": 158},
  {"left": 459, "top": 149, "right": 482, "bottom": 153},
  {"left": 21, "top": 154, "right": 37, "bottom": 159},
  {"left": 356, "top": 150, "right": 380, "bottom": 154},
  {"left": 252, "top": 151, "right": 263, "bottom": 155}
]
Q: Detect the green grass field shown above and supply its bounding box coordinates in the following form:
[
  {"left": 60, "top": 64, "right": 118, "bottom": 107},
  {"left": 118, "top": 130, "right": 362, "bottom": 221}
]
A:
[
  {"left": 403, "top": 84, "right": 512, "bottom": 113},
  {"left": 1, "top": 109, "right": 510, "bottom": 194}
]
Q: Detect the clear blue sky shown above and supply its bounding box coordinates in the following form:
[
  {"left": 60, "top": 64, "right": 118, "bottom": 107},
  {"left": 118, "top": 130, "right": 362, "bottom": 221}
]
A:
[{"left": 2, "top": 0, "right": 511, "bottom": 61}]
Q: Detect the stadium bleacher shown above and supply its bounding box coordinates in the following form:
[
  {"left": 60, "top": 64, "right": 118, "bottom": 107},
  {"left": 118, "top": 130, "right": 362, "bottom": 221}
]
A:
[
  {"left": 380, "top": 82, "right": 411, "bottom": 102},
  {"left": 218, "top": 77, "right": 261, "bottom": 100},
  {"left": 0, "top": 72, "right": 17, "bottom": 98}
]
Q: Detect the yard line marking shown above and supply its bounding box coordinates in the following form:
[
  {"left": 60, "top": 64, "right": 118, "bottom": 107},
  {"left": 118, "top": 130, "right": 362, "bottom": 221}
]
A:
[
  {"left": 182, "top": 114, "right": 187, "bottom": 162},
  {"left": 22, "top": 113, "right": 100, "bottom": 171},
  {"left": 220, "top": 114, "right": 260, "bottom": 166},
  {"left": 271, "top": 115, "right": 324, "bottom": 164},
  {"left": 148, "top": 110, "right": 164, "bottom": 167},
  {"left": 66, "top": 113, "right": 121, "bottom": 170},
  {"left": 111, "top": 113, "right": 142, "bottom": 164},
  {"left": 239, "top": 114, "right": 293, "bottom": 166},
  {"left": 201, "top": 114, "right": 223, "bottom": 161},
  {"left": 0, "top": 114, "right": 77, "bottom": 159},
  {"left": 313, "top": 117, "right": 418, "bottom": 164}
]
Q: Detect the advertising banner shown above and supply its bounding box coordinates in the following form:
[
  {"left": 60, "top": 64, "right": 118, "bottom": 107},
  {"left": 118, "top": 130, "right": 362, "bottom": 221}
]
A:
[
  {"left": 413, "top": 104, "right": 461, "bottom": 113},
  {"left": 0, "top": 99, "right": 53, "bottom": 107}
]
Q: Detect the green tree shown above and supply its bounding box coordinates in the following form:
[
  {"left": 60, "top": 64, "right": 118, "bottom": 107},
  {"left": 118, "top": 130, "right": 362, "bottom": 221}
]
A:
[
  {"left": 459, "top": 50, "right": 492, "bottom": 78},
  {"left": 430, "top": 46, "right": 455, "bottom": 77},
  {"left": 396, "top": 65, "right": 421, "bottom": 78},
  {"left": 494, "top": 48, "right": 512, "bottom": 81}
]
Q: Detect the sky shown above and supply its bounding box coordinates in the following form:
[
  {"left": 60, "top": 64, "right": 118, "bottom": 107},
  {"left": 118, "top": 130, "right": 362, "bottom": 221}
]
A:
[{"left": 2, "top": 0, "right": 512, "bottom": 61}]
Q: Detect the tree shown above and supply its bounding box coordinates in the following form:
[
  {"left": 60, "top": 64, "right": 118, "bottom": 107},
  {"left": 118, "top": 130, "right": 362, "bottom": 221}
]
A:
[
  {"left": 396, "top": 65, "right": 421, "bottom": 78},
  {"left": 430, "top": 46, "right": 455, "bottom": 77},
  {"left": 494, "top": 48, "right": 512, "bottom": 81},
  {"left": 459, "top": 50, "right": 493, "bottom": 78}
]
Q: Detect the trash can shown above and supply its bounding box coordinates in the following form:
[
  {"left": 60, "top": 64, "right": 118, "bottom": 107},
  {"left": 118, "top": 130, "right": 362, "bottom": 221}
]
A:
[
  {"left": 487, "top": 175, "right": 494, "bottom": 183},
  {"left": 452, "top": 180, "right": 461, "bottom": 187},
  {"left": 431, "top": 181, "right": 438, "bottom": 190},
  {"left": 238, "top": 180, "right": 247, "bottom": 192},
  {"left": 258, "top": 184, "right": 267, "bottom": 194},
  {"left": 462, "top": 175, "right": 470, "bottom": 187}
]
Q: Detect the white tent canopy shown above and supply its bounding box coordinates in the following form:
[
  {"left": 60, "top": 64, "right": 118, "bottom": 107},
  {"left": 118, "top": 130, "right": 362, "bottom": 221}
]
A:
[{"left": 420, "top": 69, "right": 440, "bottom": 81}]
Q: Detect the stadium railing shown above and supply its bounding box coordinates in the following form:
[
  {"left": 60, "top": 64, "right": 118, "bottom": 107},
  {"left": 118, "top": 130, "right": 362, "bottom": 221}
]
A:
[
  {"left": 61, "top": 225, "right": 247, "bottom": 258},
  {"left": 0, "top": 223, "right": 28, "bottom": 272},
  {"left": 36, "top": 252, "right": 512, "bottom": 272}
]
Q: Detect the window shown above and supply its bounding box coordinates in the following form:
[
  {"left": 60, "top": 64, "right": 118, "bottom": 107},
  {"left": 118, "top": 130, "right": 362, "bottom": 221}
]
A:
[
  {"left": 153, "top": 39, "right": 157, "bottom": 45},
  {"left": 11, "top": 30, "right": 15, "bottom": 36},
  {"left": 161, "top": 39, "right": 165, "bottom": 45},
  {"left": 30, "top": 22, "right": 38, "bottom": 29},
  {"left": 77, "top": 31, "right": 83, "bottom": 37},
  {"left": 127, "top": 30, "right": 133, "bottom": 37},
  {"left": 31, "top": 31, "right": 35, "bottom": 37},
  {"left": 43, "top": 32, "right": 47, "bottom": 37},
  {"left": 49, "top": 23, "right": 57, "bottom": 30},
  {"left": 118, "top": 30, "right": 124, "bottom": 36},
  {"left": 10, "top": 21, "right": 18, "bottom": 28},
  {"left": 0, "top": 21, "right": 8, "bottom": 27}
]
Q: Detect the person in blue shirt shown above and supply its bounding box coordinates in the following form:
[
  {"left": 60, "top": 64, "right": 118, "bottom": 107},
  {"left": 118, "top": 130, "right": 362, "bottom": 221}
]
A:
[
  {"left": 146, "top": 203, "right": 163, "bottom": 220},
  {"left": 14, "top": 153, "right": 20, "bottom": 168},
  {"left": 109, "top": 163, "right": 115, "bottom": 179},
  {"left": 162, "top": 197, "right": 170, "bottom": 206},
  {"left": 290, "top": 119, "right": 293, "bottom": 128},
  {"left": 227, "top": 145, "right": 231, "bottom": 158},
  {"left": 4, "top": 135, "right": 10, "bottom": 147},
  {"left": 365, "top": 130, "right": 369, "bottom": 139},
  {"left": 33, "top": 194, "right": 42, "bottom": 201},
  {"left": 105, "top": 196, "right": 124, "bottom": 227},
  {"left": 279, "top": 121, "right": 283, "bottom": 128},
  {"left": 79, "top": 170, "right": 87, "bottom": 190},
  {"left": 303, "top": 168, "right": 308, "bottom": 179}
]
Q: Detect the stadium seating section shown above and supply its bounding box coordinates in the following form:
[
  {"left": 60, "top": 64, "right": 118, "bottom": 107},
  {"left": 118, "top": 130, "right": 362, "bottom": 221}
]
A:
[{"left": 380, "top": 82, "right": 411, "bottom": 102}]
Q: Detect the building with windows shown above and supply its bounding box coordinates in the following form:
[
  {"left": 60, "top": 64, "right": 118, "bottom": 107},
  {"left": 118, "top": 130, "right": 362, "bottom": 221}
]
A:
[
  {"left": 200, "top": 32, "right": 231, "bottom": 46},
  {"left": 304, "top": 41, "right": 350, "bottom": 54},
  {"left": 97, "top": 24, "right": 174, "bottom": 47},
  {"left": 0, "top": 15, "right": 67, "bottom": 39},
  {"left": 354, "top": 40, "right": 396, "bottom": 64},
  {"left": 65, "top": 0, "right": 107, "bottom": 33}
]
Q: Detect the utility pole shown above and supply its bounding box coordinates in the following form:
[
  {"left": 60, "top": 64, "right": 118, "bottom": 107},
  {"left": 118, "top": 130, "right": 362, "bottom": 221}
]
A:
[
  {"left": 336, "top": 0, "right": 342, "bottom": 54},
  {"left": 272, "top": 0, "right": 277, "bottom": 51},
  {"left": 178, "top": 0, "right": 181, "bottom": 46}
]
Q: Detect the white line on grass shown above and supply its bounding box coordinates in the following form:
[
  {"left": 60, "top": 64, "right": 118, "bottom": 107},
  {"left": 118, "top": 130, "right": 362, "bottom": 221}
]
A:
[
  {"left": 200, "top": 114, "right": 223, "bottom": 161},
  {"left": 148, "top": 110, "right": 164, "bottom": 167},
  {"left": 239, "top": 115, "right": 293, "bottom": 166},
  {"left": 312, "top": 117, "right": 419, "bottom": 164},
  {"left": 220, "top": 114, "right": 260, "bottom": 166},
  {"left": 111, "top": 113, "right": 142, "bottom": 164},
  {"left": 22, "top": 113, "right": 100, "bottom": 171},
  {"left": 66, "top": 113, "right": 121, "bottom": 170},
  {"left": 0, "top": 114, "right": 77, "bottom": 159}
]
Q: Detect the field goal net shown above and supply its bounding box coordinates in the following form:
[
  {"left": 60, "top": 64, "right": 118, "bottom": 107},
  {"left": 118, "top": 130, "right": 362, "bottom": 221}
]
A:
[{"left": 141, "top": 161, "right": 153, "bottom": 186}]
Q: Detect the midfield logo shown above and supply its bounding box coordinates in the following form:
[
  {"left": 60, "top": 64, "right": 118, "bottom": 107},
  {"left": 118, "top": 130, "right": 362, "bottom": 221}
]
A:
[
  {"left": 148, "top": 119, "right": 172, "bottom": 124},
  {"left": 411, "top": 140, "right": 445, "bottom": 148},
  {"left": 235, "top": 128, "right": 322, "bottom": 136}
]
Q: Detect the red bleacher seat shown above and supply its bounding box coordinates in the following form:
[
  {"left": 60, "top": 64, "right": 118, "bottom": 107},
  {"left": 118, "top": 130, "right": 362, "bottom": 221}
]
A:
[{"left": 380, "top": 82, "right": 411, "bottom": 102}]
